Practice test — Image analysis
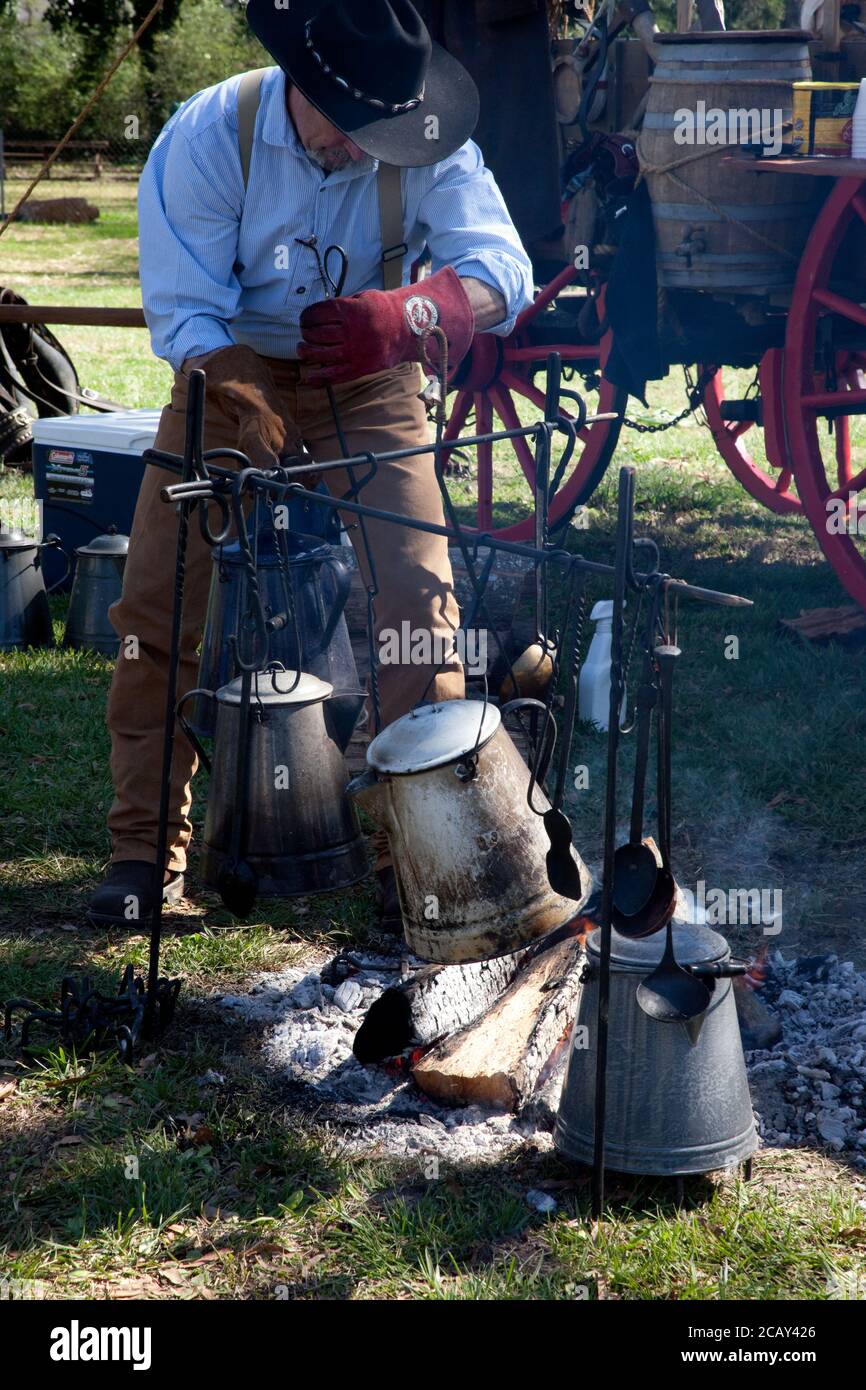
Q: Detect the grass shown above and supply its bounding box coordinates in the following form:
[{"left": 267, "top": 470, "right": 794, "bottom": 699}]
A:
[{"left": 1, "top": 175, "right": 866, "bottom": 1300}]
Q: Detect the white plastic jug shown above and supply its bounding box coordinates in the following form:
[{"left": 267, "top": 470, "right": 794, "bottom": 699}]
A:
[{"left": 579, "top": 600, "right": 626, "bottom": 731}]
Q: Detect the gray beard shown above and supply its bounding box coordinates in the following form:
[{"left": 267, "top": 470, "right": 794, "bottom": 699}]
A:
[{"left": 306, "top": 145, "right": 375, "bottom": 175}]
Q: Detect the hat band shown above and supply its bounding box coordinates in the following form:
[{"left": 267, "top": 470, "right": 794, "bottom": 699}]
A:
[{"left": 304, "top": 18, "right": 424, "bottom": 114}]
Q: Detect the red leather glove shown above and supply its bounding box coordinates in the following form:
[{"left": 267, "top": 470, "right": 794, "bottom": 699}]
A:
[{"left": 298, "top": 266, "right": 475, "bottom": 386}]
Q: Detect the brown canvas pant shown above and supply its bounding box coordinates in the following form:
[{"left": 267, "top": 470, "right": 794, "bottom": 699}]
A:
[{"left": 106, "top": 358, "right": 465, "bottom": 873}]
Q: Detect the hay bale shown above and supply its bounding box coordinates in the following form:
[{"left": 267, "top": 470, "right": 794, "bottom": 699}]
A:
[{"left": 17, "top": 198, "right": 99, "bottom": 225}]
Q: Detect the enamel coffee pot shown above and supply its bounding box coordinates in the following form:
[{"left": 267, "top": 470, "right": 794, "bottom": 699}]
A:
[
  {"left": 179, "top": 667, "right": 369, "bottom": 898},
  {"left": 555, "top": 924, "right": 757, "bottom": 1176},
  {"left": 62, "top": 530, "right": 128, "bottom": 655},
  {"left": 348, "top": 699, "right": 592, "bottom": 963},
  {"left": 193, "top": 528, "right": 364, "bottom": 752},
  {"left": 0, "top": 527, "right": 66, "bottom": 650}
]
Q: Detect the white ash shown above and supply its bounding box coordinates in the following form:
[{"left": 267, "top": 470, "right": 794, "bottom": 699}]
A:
[
  {"left": 746, "top": 951, "right": 866, "bottom": 1164},
  {"left": 215, "top": 955, "right": 560, "bottom": 1163},
  {"left": 213, "top": 944, "right": 866, "bottom": 1168}
]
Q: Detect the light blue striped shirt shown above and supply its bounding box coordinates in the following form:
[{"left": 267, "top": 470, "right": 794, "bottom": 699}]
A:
[{"left": 138, "top": 66, "right": 534, "bottom": 371}]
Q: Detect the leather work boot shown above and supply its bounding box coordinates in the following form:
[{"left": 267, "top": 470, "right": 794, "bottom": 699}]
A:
[{"left": 87, "top": 860, "right": 184, "bottom": 929}]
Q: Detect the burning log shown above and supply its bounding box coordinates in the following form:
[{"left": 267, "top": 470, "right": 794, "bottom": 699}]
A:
[
  {"left": 352, "top": 949, "right": 528, "bottom": 1064},
  {"left": 410, "top": 927, "right": 586, "bottom": 1111}
]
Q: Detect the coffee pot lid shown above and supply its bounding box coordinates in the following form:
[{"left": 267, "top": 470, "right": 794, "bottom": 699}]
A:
[
  {"left": 586, "top": 923, "right": 729, "bottom": 971},
  {"left": 367, "top": 699, "right": 501, "bottom": 774},
  {"left": 77, "top": 531, "right": 129, "bottom": 556},
  {"left": 216, "top": 668, "right": 332, "bottom": 706}
]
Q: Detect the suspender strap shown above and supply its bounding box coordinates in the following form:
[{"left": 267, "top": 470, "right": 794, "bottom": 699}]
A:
[
  {"left": 237, "top": 69, "right": 406, "bottom": 290},
  {"left": 377, "top": 162, "right": 406, "bottom": 291},
  {"left": 237, "top": 68, "right": 268, "bottom": 190}
]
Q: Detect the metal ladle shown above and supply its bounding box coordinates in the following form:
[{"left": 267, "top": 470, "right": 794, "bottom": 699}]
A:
[
  {"left": 612, "top": 581, "right": 664, "bottom": 918},
  {"left": 636, "top": 644, "right": 710, "bottom": 1023},
  {"left": 543, "top": 566, "right": 587, "bottom": 900}
]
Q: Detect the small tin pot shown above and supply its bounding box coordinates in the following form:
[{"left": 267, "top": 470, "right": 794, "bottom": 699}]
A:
[{"left": 555, "top": 924, "right": 757, "bottom": 1176}]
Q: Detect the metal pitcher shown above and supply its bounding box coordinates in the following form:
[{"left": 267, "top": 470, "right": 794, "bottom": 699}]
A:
[
  {"left": 62, "top": 530, "right": 128, "bottom": 655},
  {"left": 348, "top": 700, "right": 591, "bottom": 964},
  {"left": 179, "top": 668, "right": 369, "bottom": 898},
  {"left": 192, "top": 528, "right": 364, "bottom": 752},
  {"left": 0, "top": 527, "right": 66, "bottom": 650},
  {"left": 554, "top": 924, "right": 757, "bottom": 1176}
]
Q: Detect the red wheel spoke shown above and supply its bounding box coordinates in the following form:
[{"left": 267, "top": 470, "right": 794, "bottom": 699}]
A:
[
  {"left": 828, "top": 465, "right": 866, "bottom": 501},
  {"left": 501, "top": 370, "right": 594, "bottom": 449},
  {"left": 474, "top": 392, "right": 494, "bottom": 532},
  {"left": 488, "top": 384, "right": 538, "bottom": 488},
  {"left": 812, "top": 287, "right": 866, "bottom": 329},
  {"left": 441, "top": 388, "right": 472, "bottom": 452},
  {"left": 514, "top": 266, "right": 578, "bottom": 331},
  {"left": 775, "top": 469, "right": 794, "bottom": 493},
  {"left": 800, "top": 387, "right": 866, "bottom": 411},
  {"left": 835, "top": 414, "right": 852, "bottom": 488}
]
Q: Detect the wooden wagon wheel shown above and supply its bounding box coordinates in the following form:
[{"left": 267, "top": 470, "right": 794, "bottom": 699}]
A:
[
  {"left": 701, "top": 350, "right": 803, "bottom": 516},
  {"left": 785, "top": 176, "right": 866, "bottom": 609},
  {"left": 440, "top": 266, "right": 627, "bottom": 540}
]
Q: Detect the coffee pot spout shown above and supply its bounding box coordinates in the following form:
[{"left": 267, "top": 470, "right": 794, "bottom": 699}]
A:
[{"left": 346, "top": 767, "right": 388, "bottom": 823}]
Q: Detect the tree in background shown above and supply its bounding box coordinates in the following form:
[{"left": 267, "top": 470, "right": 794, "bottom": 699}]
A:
[{"left": 0, "top": 0, "right": 265, "bottom": 144}]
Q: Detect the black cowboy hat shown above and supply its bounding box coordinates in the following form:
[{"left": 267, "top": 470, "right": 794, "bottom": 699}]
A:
[{"left": 246, "top": 0, "right": 479, "bottom": 168}]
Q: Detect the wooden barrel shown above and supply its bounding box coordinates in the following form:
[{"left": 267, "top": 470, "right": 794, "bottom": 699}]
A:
[{"left": 639, "top": 31, "right": 815, "bottom": 294}]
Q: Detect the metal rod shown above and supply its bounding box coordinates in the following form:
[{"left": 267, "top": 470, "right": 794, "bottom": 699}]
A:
[
  {"left": 159, "top": 471, "right": 754, "bottom": 612},
  {"left": 144, "top": 370, "right": 205, "bottom": 1027},
  {"left": 147, "top": 418, "right": 616, "bottom": 480},
  {"left": 592, "top": 465, "right": 634, "bottom": 1219}
]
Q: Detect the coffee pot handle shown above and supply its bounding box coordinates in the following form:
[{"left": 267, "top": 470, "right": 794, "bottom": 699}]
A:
[
  {"left": 176, "top": 688, "right": 215, "bottom": 773},
  {"left": 685, "top": 959, "right": 750, "bottom": 980},
  {"left": 39, "top": 534, "right": 71, "bottom": 593},
  {"left": 309, "top": 551, "right": 352, "bottom": 658}
]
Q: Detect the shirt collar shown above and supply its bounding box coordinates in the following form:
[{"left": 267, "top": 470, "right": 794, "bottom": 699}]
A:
[{"left": 259, "top": 66, "right": 379, "bottom": 184}]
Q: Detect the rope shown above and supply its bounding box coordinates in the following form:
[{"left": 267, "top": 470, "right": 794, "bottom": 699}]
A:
[
  {"left": 636, "top": 128, "right": 800, "bottom": 263},
  {"left": 0, "top": 0, "right": 165, "bottom": 241}
]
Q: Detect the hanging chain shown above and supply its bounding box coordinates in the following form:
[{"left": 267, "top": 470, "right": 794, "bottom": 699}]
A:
[{"left": 621, "top": 364, "right": 719, "bottom": 433}]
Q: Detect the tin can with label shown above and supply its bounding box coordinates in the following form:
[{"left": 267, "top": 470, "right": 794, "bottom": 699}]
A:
[{"left": 792, "top": 81, "right": 859, "bottom": 156}]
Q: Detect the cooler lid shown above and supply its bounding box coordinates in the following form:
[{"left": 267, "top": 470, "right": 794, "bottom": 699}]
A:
[
  {"left": 586, "top": 924, "right": 729, "bottom": 971},
  {"left": 216, "top": 669, "right": 332, "bottom": 706},
  {"left": 31, "top": 409, "right": 163, "bottom": 454},
  {"left": 0, "top": 526, "right": 35, "bottom": 550},
  {"left": 367, "top": 699, "right": 501, "bottom": 774},
  {"left": 77, "top": 531, "right": 129, "bottom": 556}
]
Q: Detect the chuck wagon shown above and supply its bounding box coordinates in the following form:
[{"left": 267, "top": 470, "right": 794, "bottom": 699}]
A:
[{"left": 441, "top": 1, "right": 866, "bottom": 611}]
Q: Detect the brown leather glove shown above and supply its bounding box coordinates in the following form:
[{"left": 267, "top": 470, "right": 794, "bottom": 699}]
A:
[{"left": 183, "top": 344, "right": 305, "bottom": 469}]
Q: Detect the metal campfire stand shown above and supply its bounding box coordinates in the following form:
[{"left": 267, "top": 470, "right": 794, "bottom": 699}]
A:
[
  {"left": 4, "top": 356, "right": 750, "bottom": 1081},
  {"left": 0, "top": 377, "right": 218, "bottom": 1059}
]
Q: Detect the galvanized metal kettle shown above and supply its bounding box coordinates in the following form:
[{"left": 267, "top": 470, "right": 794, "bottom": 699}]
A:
[
  {"left": 348, "top": 699, "right": 591, "bottom": 964},
  {"left": 62, "top": 530, "right": 128, "bottom": 655},
  {"left": 555, "top": 924, "right": 757, "bottom": 1176},
  {"left": 179, "top": 668, "right": 369, "bottom": 898},
  {"left": 0, "top": 527, "right": 65, "bottom": 650},
  {"left": 193, "top": 528, "right": 364, "bottom": 752}
]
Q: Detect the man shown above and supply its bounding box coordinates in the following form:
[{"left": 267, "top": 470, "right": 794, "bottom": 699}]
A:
[{"left": 88, "top": 0, "right": 533, "bottom": 928}]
